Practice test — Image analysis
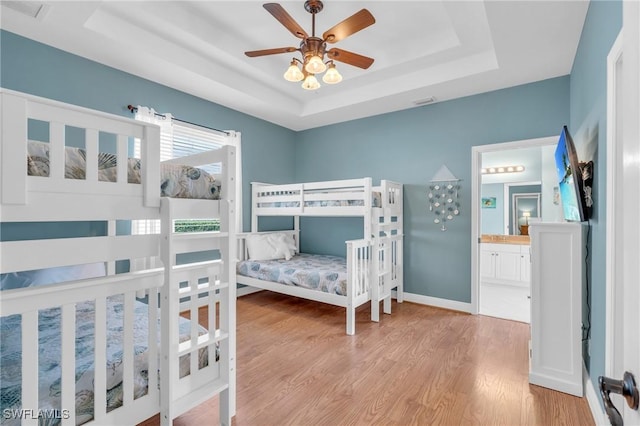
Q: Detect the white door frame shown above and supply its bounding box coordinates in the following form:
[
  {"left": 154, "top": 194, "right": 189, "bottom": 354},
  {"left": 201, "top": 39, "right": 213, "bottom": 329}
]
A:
[
  {"left": 603, "top": 1, "right": 640, "bottom": 422},
  {"left": 471, "top": 136, "right": 556, "bottom": 314},
  {"left": 505, "top": 183, "right": 542, "bottom": 234},
  {"left": 605, "top": 31, "right": 624, "bottom": 379}
]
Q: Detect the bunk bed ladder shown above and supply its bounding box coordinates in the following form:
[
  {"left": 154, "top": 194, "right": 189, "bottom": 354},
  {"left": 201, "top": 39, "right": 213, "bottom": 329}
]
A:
[{"left": 159, "top": 195, "right": 236, "bottom": 426}]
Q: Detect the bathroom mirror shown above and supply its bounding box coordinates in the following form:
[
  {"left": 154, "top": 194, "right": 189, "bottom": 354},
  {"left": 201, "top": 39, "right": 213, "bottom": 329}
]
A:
[{"left": 512, "top": 193, "right": 540, "bottom": 235}]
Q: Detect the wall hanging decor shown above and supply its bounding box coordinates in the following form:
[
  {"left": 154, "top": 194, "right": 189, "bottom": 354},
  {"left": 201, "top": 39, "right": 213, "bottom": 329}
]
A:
[{"left": 427, "top": 165, "right": 461, "bottom": 231}]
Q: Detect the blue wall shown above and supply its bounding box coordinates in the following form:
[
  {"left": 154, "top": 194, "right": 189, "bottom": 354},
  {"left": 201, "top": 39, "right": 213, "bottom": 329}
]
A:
[
  {"left": 295, "top": 77, "right": 570, "bottom": 302},
  {"left": 481, "top": 184, "right": 504, "bottom": 235},
  {"left": 569, "top": 0, "right": 622, "bottom": 400},
  {"left": 2, "top": 29, "right": 568, "bottom": 304},
  {"left": 1, "top": 1, "right": 625, "bottom": 409},
  {"left": 0, "top": 30, "right": 297, "bottom": 232}
]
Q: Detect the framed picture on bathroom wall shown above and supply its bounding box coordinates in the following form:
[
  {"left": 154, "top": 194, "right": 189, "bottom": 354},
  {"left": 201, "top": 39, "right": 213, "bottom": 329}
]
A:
[{"left": 482, "top": 197, "right": 496, "bottom": 208}]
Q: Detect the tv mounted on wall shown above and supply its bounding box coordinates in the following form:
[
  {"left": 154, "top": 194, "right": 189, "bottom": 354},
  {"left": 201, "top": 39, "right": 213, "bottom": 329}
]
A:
[{"left": 554, "top": 125, "right": 593, "bottom": 222}]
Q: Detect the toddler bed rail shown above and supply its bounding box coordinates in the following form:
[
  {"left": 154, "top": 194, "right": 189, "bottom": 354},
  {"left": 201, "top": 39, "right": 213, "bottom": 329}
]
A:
[{"left": 0, "top": 90, "right": 236, "bottom": 425}]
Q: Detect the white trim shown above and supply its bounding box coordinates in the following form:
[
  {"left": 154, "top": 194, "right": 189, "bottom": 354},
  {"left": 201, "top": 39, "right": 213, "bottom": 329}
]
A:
[
  {"left": 503, "top": 181, "right": 542, "bottom": 234},
  {"left": 605, "top": 30, "right": 624, "bottom": 378},
  {"left": 392, "top": 290, "right": 472, "bottom": 313},
  {"left": 471, "top": 136, "right": 558, "bottom": 316},
  {"left": 584, "top": 364, "right": 608, "bottom": 426}
]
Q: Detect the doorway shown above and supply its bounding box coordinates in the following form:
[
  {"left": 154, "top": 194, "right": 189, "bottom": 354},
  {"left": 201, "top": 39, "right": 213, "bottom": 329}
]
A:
[{"left": 471, "top": 136, "right": 557, "bottom": 316}]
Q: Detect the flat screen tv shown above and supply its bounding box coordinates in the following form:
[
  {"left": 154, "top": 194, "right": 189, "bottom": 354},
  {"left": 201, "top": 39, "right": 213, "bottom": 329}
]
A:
[{"left": 554, "top": 126, "right": 592, "bottom": 222}]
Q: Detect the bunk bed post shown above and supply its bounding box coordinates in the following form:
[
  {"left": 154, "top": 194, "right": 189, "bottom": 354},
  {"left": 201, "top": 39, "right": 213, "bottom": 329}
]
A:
[
  {"left": 219, "top": 145, "right": 237, "bottom": 424},
  {"left": 142, "top": 124, "right": 161, "bottom": 208},
  {"left": 395, "top": 237, "right": 404, "bottom": 303},
  {"left": 363, "top": 177, "right": 372, "bottom": 239},
  {"left": 1, "top": 92, "right": 28, "bottom": 205},
  {"left": 251, "top": 182, "right": 259, "bottom": 232},
  {"left": 345, "top": 240, "right": 356, "bottom": 335},
  {"left": 160, "top": 199, "right": 178, "bottom": 426},
  {"left": 294, "top": 216, "right": 300, "bottom": 253},
  {"left": 395, "top": 183, "right": 405, "bottom": 303}
]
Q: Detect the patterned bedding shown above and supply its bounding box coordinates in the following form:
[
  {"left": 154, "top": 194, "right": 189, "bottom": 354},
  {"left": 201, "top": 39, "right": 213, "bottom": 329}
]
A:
[
  {"left": 26, "top": 140, "right": 221, "bottom": 200},
  {"left": 237, "top": 253, "right": 348, "bottom": 295},
  {"left": 0, "top": 296, "right": 208, "bottom": 426},
  {"left": 258, "top": 191, "right": 382, "bottom": 208}
]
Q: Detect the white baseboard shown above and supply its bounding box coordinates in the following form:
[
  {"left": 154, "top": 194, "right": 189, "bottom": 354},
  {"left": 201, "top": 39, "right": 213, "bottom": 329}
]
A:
[
  {"left": 392, "top": 290, "right": 472, "bottom": 313},
  {"left": 584, "top": 365, "right": 607, "bottom": 425}
]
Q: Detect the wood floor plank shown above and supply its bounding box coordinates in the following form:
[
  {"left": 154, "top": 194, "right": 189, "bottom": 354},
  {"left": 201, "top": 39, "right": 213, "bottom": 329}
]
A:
[{"left": 139, "top": 291, "right": 594, "bottom": 426}]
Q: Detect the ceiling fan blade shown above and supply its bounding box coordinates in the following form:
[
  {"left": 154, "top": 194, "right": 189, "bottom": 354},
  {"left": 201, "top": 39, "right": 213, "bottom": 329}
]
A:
[
  {"left": 263, "top": 3, "right": 308, "bottom": 39},
  {"left": 323, "top": 9, "right": 375, "bottom": 43},
  {"left": 245, "top": 47, "right": 298, "bottom": 57},
  {"left": 326, "top": 48, "right": 374, "bottom": 69}
]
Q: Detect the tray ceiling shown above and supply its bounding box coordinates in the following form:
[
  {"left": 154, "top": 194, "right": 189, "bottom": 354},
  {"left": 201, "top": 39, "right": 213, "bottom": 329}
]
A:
[{"left": 0, "top": 1, "right": 589, "bottom": 130}]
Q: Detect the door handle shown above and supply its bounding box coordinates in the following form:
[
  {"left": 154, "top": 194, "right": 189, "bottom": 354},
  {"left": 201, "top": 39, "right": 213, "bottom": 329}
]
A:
[{"left": 599, "top": 371, "right": 640, "bottom": 426}]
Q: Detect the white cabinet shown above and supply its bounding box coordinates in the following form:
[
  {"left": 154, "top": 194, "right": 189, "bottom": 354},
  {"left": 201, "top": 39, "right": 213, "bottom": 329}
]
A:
[
  {"left": 529, "top": 222, "right": 585, "bottom": 397},
  {"left": 479, "top": 242, "right": 531, "bottom": 323},
  {"left": 480, "top": 243, "right": 529, "bottom": 284},
  {"left": 520, "top": 245, "right": 531, "bottom": 282}
]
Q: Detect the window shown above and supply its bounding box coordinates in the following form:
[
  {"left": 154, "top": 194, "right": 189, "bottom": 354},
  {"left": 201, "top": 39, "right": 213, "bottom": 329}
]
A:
[{"left": 131, "top": 107, "right": 242, "bottom": 236}]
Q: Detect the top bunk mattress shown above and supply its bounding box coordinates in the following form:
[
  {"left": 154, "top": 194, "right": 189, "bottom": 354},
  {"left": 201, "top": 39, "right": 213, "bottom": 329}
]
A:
[
  {"left": 257, "top": 191, "right": 382, "bottom": 209},
  {"left": 26, "top": 140, "right": 221, "bottom": 200}
]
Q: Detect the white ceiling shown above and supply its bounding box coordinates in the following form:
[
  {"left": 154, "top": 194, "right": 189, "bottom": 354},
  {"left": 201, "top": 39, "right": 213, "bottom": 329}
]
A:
[{"left": 0, "top": 0, "right": 589, "bottom": 131}]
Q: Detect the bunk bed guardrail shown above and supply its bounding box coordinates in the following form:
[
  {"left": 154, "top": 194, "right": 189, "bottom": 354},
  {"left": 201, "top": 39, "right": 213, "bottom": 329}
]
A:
[{"left": 0, "top": 90, "right": 236, "bottom": 426}]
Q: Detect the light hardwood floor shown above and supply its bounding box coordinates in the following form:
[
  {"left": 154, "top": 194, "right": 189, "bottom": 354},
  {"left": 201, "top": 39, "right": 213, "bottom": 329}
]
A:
[{"left": 140, "top": 291, "right": 595, "bottom": 426}]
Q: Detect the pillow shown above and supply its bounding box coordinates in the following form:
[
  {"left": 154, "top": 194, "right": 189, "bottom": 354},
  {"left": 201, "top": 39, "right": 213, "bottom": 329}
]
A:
[
  {"left": 271, "top": 232, "right": 297, "bottom": 260},
  {"left": 246, "top": 232, "right": 297, "bottom": 261}
]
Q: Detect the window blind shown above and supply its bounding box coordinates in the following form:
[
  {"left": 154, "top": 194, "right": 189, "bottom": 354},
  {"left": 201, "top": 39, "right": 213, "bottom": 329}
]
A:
[
  {"left": 171, "top": 121, "right": 228, "bottom": 174},
  {"left": 131, "top": 108, "right": 242, "bottom": 238}
]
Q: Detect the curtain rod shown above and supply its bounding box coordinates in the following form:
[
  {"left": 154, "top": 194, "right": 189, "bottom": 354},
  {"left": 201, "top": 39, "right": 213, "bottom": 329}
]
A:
[{"left": 127, "top": 105, "right": 230, "bottom": 136}]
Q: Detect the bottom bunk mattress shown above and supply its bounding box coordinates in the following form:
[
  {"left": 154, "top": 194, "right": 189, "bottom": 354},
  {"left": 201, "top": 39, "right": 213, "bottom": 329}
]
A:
[
  {"left": 237, "top": 253, "right": 348, "bottom": 296},
  {"left": 0, "top": 296, "right": 209, "bottom": 426}
]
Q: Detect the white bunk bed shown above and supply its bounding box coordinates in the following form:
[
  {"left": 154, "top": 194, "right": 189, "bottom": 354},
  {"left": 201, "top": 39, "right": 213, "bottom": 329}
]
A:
[
  {"left": 0, "top": 90, "right": 236, "bottom": 426},
  {"left": 236, "top": 178, "right": 403, "bottom": 335}
]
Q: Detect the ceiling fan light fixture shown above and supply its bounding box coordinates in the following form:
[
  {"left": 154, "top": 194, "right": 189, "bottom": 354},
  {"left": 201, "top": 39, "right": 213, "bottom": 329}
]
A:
[
  {"left": 302, "top": 74, "right": 321, "bottom": 90},
  {"left": 284, "top": 60, "right": 304, "bottom": 82},
  {"left": 245, "top": 1, "right": 375, "bottom": 91},
  {"left": 322, "top": 63, "right": 342, "bottom": 84},
  {"left": 305, "top": 55, "right": 327, "bottom": 74}
]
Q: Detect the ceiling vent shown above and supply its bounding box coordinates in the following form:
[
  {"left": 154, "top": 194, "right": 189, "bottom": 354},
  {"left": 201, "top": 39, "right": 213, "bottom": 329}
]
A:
[
  {"left": 2, "top": 1, "right": 50, "bottom": 20},
  {"left": 413, "top": 97, "right": 437, "bottom": 106}
]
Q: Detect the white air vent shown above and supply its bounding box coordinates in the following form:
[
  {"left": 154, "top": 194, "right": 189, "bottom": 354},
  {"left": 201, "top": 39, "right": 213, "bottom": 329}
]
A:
[
  {"left": 413, "top": 97, "right": 437, "bottom": 106},
  {"left": 2, "top": 1, "right": 50, "bottom": 20}
]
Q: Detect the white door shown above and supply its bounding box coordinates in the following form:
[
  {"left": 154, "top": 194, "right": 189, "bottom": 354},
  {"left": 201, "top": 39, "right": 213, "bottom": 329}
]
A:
[
  {"left": 603, "top": 2, "right": 640, "bottom": 424},
  {"left": 620, "top": 1, "right": 640, "bottom": 422}
]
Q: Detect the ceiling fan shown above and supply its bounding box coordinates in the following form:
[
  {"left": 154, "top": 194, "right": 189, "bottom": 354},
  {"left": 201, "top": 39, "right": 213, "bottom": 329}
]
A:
[{"left": 245, "top": 1, "right": 375, "bottom": 90}]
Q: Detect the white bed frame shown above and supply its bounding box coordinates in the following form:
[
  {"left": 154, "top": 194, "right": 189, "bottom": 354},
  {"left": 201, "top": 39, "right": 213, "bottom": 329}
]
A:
[
  {"left": 0, "top": 90, "right": 236, "bottom": 426},
  {"left": 237, "top": 178, "right": 403, "bottom": 335}
]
